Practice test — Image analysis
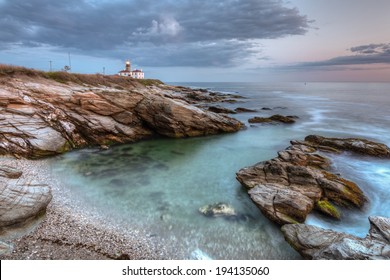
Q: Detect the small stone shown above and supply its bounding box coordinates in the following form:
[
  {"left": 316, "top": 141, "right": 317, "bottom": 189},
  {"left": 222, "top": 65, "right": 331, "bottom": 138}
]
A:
[{"left": 199, "top": 203, "right": 237, "bottom": 218}]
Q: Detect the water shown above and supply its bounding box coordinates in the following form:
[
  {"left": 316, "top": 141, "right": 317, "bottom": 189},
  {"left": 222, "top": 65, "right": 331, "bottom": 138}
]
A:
[{"left": 50, "top": 82, "right": 390, "bottom": 259}]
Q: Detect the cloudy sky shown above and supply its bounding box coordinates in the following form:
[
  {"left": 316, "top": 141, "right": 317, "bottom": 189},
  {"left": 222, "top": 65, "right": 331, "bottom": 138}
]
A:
[{"left": 1, "top": 0, "right": 389, "bottom": 82}]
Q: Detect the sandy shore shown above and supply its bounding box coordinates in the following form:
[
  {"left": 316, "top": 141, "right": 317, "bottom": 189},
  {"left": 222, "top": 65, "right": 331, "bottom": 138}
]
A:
[{"left": 0, "top": 157, "right": 172, "bottom": 260}]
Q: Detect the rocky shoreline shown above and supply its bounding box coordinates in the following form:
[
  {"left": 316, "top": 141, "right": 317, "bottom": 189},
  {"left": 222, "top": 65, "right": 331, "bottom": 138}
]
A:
[
  {"left": 0, "top": 69, "right": 243, "bottom": 259},
  {"left": 0, "top": 70, "right": 242, "bottom": 159},
  {"left": 1, "top": 68, "right": 390, "bottom": 260},
  {"left": 237, "top": 135, "right": 390, "bottom": 259}
]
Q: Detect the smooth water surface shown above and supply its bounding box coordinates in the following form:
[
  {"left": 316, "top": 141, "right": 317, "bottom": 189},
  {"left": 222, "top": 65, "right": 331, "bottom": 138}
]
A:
[{"left": 50, "top": 82, "right": 390, "bottom": 259}]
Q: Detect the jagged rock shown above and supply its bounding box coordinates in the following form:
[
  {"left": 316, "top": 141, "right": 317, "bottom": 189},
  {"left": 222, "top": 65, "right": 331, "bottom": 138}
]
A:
[
  {"left": 0, "top": 167, "right": 52, "bottom": 228},
  {"left": 305, "top": 135, "right": 390, "bottom": 157},
  {"left": 248, "top": 114, "right": 296, "bottom": 124},
  {"left": 249, "top": 184, "right": 314, "bottom": 224},
  {"left": 0, "top": 74, "right": 242, "bottom": 158},
  {"left": 281, "top": 216, "right": 390, "bottom": 260},
  {"left": 199, "top": 203, "right": 237, "bottom": 218},
  {"left": 235, "top": 107, "right": 257, "bottom": 113},
  {"left": 236, "top": 135, "right": 390, "bottom": 225},
  {"left": 135, "top": 95, "right": 242, "bottom": 138},
  {"left": 207, "top": 106, "right": 236, "bottom": 114}
]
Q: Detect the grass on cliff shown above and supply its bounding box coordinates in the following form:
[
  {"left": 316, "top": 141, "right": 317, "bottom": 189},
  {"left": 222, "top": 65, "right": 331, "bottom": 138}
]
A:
[{"left": 0, "top": 63, "right": 164, "bottom": 89}]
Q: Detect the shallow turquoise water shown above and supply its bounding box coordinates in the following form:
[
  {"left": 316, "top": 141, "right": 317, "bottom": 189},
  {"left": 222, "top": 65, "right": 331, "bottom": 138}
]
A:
[{"left": 50, "top": 82, "right": 390, "bottom": 259}]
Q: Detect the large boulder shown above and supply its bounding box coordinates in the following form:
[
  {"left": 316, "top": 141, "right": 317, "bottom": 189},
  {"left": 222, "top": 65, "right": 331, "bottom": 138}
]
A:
[
  {"left": 281, "top": 216, "right": 390, "bottom": 260},
  {"left": 0, "top": 165, "right": 52, "bottom": 228},
  {"left": 134, "top": 95, "right": 242, "bottom": 138}
]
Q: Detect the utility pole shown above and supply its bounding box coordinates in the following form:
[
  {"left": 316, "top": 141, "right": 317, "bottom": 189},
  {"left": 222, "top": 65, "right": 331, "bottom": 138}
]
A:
[
  {"left": 49, "top": 61, "right": 52, "bottom": 72},
  {"left": 103, "top": 67, "right": 105, "bottom": 75},
  {"left": 68, "top": 52, "right": 72, "bottom": 72}
]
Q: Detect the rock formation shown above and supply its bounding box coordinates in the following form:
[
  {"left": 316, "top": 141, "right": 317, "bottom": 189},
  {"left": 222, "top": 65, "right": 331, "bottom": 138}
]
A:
[
  {"left": 234, "top": 107, "right": 257, "bottom": 113},
  {"left": 207, "top": 106, "right": 236, "bottom": 114},
  {"left": 0, "top": 71, "right": 242, "bottom": 159},
  {"left": 0, "top": 165, "right": 51, "bottom": 229},
  {"left": 236, "top": 135, "right": 390, "bottom": 225},
  {"left": 248, "top": 114, "right": 297, "bottom": 124},
  {"left": 282, "top": 216, "right": 390, "bottom": 259}
]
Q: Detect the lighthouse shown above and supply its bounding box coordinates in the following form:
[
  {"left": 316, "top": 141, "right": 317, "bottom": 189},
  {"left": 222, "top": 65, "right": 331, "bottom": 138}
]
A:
[
  {"left": 125, "top": 60, "right": 131, "bottom": 72},
  {"left": 118, "top": 60, "right": 145, "bottom": 79}
]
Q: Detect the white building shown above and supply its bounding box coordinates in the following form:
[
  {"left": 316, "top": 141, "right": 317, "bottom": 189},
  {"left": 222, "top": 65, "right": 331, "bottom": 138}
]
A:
[{"left": 118, "top": 60, "right": 145, "bottom": 79}]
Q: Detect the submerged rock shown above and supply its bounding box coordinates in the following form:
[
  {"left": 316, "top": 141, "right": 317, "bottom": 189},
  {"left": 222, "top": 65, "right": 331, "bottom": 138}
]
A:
[
  {"left": 191, "top": 248, "right": 213, "bottom": 260},
  {"left": 281, "top": 216, "right": 390, "bottom": 259},
  {"left": 248, "top": 114, "right": 296, "bottom": 124},
  {"left": 236, "top": 135, "right": 390, "bottom": 225},
  {"left": 199, "top": 203, "right": 237, "bottom": 218}
]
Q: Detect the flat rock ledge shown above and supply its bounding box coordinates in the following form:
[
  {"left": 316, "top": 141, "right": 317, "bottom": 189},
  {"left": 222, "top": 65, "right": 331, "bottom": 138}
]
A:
[
  {"left": 248, "top": 114, "right": 297, "bottom": 124},
  {"left": 281, "top": 216, "right": 390, "bottom": 260},
  {"left": 0, "top": 74, "right": 242, "bottom": 159},
  {"left": 0, "top": 165, "right": 52, "bottom": 229},
  {"left": 236, "top": 135, "right": 390, "bottom": 225}
]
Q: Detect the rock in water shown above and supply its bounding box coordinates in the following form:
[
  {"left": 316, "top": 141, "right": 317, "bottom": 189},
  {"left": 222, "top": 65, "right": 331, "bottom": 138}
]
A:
[
  {"left": 0, "top": 166, "right": 52, "bottom": 228},
  {"left": 281, "top": 216, "right": 390, "bottom": 260},
  {"left": 199, "top": 203, "right": 237, "bottom": 218},
  {"left": 236, "top": 135, "right": 390, "bottom": 225},
  {"left": 207, "top": 106, "right": 237, "bottom": 114},
  {"left": 235, "top": 107, "right": 257, "bottom": 113},
  {"left": 305, "top": 135, "right": 390, "bottom": 157},
  {"left": 248, "top": 114, "right": 296, "bottom": 124}
]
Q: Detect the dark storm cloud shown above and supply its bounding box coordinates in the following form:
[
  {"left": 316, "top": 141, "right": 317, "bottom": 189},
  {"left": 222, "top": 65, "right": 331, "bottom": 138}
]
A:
[
  {"left": 0, "top": 0, "right": 310, "bottom": 66},
  {"left": 288, "top": 43, "right": 390, "bottom": 70}
]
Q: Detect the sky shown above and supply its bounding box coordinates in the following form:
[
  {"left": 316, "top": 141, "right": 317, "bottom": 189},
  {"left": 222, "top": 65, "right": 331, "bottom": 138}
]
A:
[{"left": 0, "top": 0, "right": 389, "bottom": 82}]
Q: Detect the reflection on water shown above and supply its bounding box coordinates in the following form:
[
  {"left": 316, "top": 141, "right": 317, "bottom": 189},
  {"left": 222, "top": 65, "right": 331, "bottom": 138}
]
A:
[{"left": 51, "top": 82, "right": 390, "bottom": 259}]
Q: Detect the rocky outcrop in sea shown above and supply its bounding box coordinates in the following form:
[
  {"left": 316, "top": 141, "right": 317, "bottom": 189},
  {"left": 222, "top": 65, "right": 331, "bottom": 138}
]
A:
[{"left": 237, "top": 135, "right": 390, "bottom": 259}]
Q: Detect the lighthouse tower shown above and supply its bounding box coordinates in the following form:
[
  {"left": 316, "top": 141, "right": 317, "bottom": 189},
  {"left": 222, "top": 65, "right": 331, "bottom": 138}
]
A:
[{"left": 125, "top": 60, "right": 131, "bottom": 72}]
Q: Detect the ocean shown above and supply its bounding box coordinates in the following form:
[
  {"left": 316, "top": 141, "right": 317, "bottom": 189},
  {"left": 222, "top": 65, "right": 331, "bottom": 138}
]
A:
[{"left": 49, "top": 82, "right": 390, "bottom": 259}]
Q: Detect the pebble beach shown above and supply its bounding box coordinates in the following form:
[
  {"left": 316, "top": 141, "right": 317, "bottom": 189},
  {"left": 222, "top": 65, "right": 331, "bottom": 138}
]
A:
[{"left": 0, "top": 157, "right": 171, "bottom": 260}]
